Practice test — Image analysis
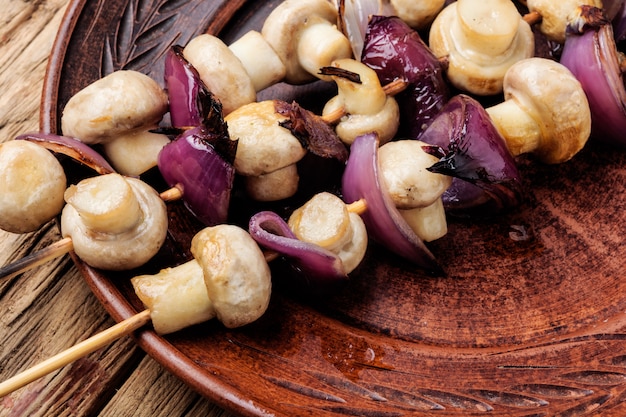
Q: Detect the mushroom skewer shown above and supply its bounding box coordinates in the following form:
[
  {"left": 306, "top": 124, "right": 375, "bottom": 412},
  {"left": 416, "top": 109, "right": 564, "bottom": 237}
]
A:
[
  {"left": 0, "top": 190, "right": 367, "bottom": 282},
  {"left": 0, "top": 172, "right": 168, "bottom": 281},
  {"left": 0, "top": 224, "right": 272, "bottom": 398},
  {"left": 0, "top": 199, "right": 371, "bottom": 395},
  {"left": 183, "top": 0, "right": 353, "bottom": 115}
]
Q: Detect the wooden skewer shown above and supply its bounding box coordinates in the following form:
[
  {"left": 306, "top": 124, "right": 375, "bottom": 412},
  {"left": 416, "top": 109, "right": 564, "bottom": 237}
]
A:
[
  {"left": 0, "top": 309, "right": 152, "bottom": 398},
  {"left": 0, "top": 198, "right": 368, "bottom": 396},
  {"left": 0, "top": 237, "right": 74, "bottom": 281}
]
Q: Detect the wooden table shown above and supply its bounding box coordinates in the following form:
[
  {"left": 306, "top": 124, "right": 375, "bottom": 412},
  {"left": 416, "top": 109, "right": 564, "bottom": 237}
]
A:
[{"left": 0, "top": 1, "right": 234, "bottom": 415}]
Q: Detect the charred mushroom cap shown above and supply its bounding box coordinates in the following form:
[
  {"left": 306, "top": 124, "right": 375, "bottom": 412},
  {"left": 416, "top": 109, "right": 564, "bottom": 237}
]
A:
[
  {"left": 261, "top": 0, "right": 352, "bottom": 84},
  {"left": 183, "top": 34, "right": 256, "bottom": 115},
  {"left": 486, "top": 57, "right": 591, "bottom": 164}
]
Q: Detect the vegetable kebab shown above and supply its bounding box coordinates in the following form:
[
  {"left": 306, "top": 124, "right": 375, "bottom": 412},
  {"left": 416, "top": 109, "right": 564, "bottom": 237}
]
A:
[
  {"left": 183, "top": 0, "right": 352, "bottom": 114},
  {"left": 0, "top": 223, "right": 272, "bottom": 397}
]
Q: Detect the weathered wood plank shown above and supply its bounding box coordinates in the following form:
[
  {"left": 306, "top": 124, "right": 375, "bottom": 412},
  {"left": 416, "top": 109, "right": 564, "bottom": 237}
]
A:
[
  {"left": 100, "top": 356, "right": 235, "bottom": 417},
  {"left": 0, "top": 0, "right": 230, "bottom": 415}
]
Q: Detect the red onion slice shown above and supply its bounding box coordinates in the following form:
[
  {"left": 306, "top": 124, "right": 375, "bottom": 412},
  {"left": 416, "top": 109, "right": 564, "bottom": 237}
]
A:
[
  {"left": 341, "top": 132, "right": 442, "bottom": 274},
  {"left": 420, "top": 95, "right": 524, "bottom": 215},
  {"left": 361, "top": 15, "right": 450, "bottom": 138},
  {"left": 157, "top": 126, "right": 235, "bottom": 226},
  {"left": 16, "top": 132, "right": 115, "bottom": 175},
  {"left": 561, "top": 6, "right": 626, "bottom": 146},
  {"left": 164, "top": 45, "right": 211, "bottom": 129},
  {"left": 337, "top": 0, "right": 394, "bottom": 58},
  {"left": 248, "top": 210, "right": 348, "bottom": 286}
]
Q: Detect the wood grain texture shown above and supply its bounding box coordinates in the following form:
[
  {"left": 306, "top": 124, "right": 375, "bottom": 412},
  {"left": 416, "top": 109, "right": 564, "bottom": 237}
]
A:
[{"left": 0, "top": 0, "right": 232, "bottom": 415}]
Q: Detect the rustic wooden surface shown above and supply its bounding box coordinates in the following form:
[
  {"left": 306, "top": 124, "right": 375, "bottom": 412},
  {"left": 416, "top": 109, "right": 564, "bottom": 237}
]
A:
[{"left": 0, "top": 1, "right": 234, "bottom": 415}]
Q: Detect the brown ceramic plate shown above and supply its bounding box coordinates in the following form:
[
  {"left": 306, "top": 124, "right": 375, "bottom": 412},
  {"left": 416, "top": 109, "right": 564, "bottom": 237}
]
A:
[{"left": 41, "top": 0, "right": 626, "bottom": 415}]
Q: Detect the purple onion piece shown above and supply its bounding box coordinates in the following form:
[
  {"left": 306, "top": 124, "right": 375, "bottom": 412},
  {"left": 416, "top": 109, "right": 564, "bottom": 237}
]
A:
[
  {"left": 361, "top": 15, "right": 450, "bottom": 138},
  {"left": 158, "top": 126, "right": 235, "bottom": 226},
  {"left": 562, "top": 6, "right": 626, "bottom": 147},
  {"left": 248, "top": 210, "right": 348, "bottom": 286},
  {"left": 420, "top": 95, "right": 524, "bottom": 215},
  {"left": 341, "top": 132, "right": 442, "bottom": 274},
  {"left": 164, "top": 45, "right": 212, "bottom": 129},
  {"left": 16, "top": 132, "right": 115, "bottom": 175},
  {"left": 336, "top": 0, "right": 395, "bottom": 58}
]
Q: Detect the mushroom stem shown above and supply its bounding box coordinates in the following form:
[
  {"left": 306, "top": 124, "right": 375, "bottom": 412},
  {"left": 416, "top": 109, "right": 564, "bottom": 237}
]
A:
[
  {"left": 321, "top": 78, "right": 408, "bottom": 125},
  {"left": 0, "top": 309, "right": 152, "bottom": 398},
  {"left": 485, "top": 98, "right": 542, "bottom": 157}
]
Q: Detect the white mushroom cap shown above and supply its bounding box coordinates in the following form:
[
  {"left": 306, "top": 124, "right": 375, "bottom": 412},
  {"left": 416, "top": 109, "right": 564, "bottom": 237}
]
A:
[
  {"left": 0, "top": 140, "right": 66, "bottom": 234},
  {"left": 323, "top": 95, "right": 399, "bottom": 146},
  {"left": 288, "top": 192, "right": 368, "bottom": 274},
  {"left": 400, "top": 199, "right": 448, "bottom": 242},
  {"left": 527, "top": 0, "right": 603, "bottom": 43},
  {"left": 103, "top": 129, "right": 170, "bottom": 177},
  {"left": 61, "top": 70, "right": 168, "bottom": 144},
  {"left": 378, "top": 140, "right": 452, "bottom": 209},
  {"left": 245, "top": 164, "right": 300, "bottom": 202},
  {"left": 378, "top": 140, "right": 451, "bottom": 242},
  {"left": 429, "top": 0, "right": 535, "bottom": 95},
  {"left": 486, "top": 57, "right": 591, "bottom": 164},
  {"left": 191, "top": 225, "right": 272, "bottom": 329},
  {"left": 261, "top": 0, "right": 352, "bottom": 84},
  {"left": 225, "top": 100, "right": 306, "bottom": 176},
  {"left": 61, "top": 174, "right": 168, "bottom": 271},
  {"left": 183, "top": 34, "right": 256, "bottom": 115},
  {"left": 322, "top": 59, "right": 400, "bottom": 145}
]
